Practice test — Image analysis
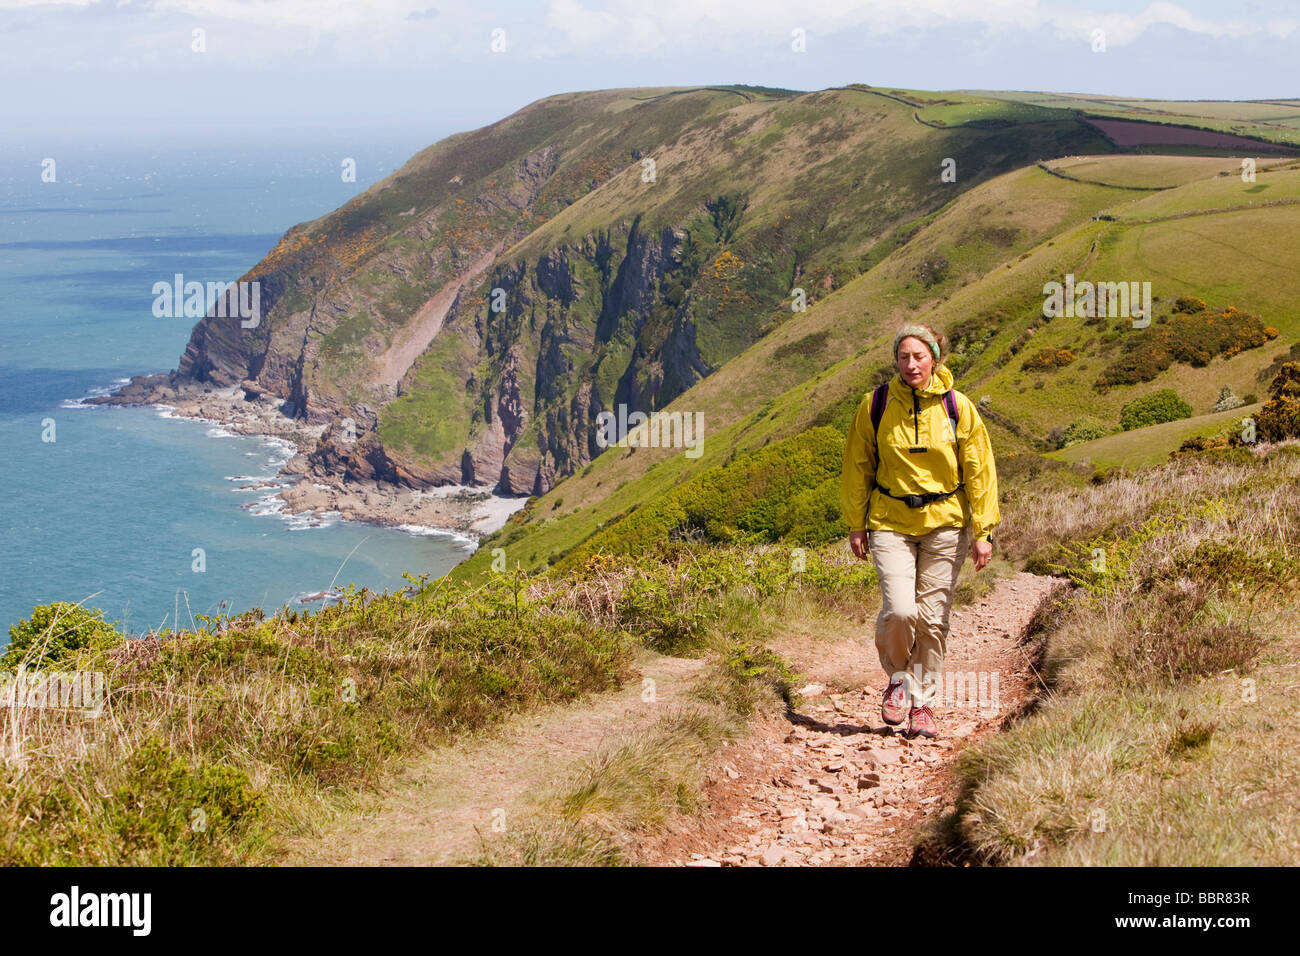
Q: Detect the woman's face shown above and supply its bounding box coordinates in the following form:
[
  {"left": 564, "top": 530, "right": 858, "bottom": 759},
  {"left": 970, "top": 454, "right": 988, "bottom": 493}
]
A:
[{"left": 896, "top": 336, "right": 935, "bottom": 387}]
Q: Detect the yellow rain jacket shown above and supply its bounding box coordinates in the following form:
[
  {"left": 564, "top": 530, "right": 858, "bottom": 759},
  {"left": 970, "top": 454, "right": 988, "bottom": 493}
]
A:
[{"left": 839, "top": 363, "right": 1000, "bottom": 542}]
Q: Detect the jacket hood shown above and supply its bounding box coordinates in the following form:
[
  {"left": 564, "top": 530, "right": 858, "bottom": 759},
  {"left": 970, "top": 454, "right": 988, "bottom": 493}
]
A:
[{"left": 889, "top": 363, "right": 953, "bottom": 401}]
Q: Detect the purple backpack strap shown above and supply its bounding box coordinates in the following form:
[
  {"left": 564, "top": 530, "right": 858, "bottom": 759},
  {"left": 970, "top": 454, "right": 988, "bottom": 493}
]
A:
[
  {"left": 943, "top": 390, "right": 959, "bottom": 437},
  {"left": 946, "top": 390, "right": 964, "bottom": 481},
  {"left": 869, "top": 383, "right": 888, "bottom": 439}
]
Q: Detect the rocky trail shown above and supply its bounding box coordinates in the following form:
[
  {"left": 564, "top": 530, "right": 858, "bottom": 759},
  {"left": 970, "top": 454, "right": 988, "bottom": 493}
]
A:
[
  {"left": 637, "top": 571, "right": 1064, "bottom": 866},
  {"left": 276, "top": 570, "right": 1064, "bottom": 866}
]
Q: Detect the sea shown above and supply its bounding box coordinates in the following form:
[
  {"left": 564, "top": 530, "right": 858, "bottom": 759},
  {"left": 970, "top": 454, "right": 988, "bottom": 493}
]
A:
[{"left": 0, "top": 131, "right": 486, "bottom": 642}]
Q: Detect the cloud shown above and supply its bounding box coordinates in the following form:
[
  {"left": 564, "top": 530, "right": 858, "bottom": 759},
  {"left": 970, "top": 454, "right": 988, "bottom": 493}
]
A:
[
  {"left": 146, "top": 0, "right": 411, "bottom": 32},
  {"left": 530, "top": 0, "right": 1298, "bottom": 58},
  {"left": 1, "top": 0, "right": 1295, "bottom": 66},
  {"left": 0, "top": 0, "right": 99, "bottom": 7}
]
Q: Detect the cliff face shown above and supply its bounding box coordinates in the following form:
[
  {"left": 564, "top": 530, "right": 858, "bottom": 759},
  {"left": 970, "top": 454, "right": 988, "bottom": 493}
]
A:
[
  {"left": 359, "top": 218, "right": 700, "bottom": 495},
  {"left": 149, "top": 84, "right": 1113, "bottom": 497},
  {"left": 481, "top": 220, "right": 701, "bottom": 494}
]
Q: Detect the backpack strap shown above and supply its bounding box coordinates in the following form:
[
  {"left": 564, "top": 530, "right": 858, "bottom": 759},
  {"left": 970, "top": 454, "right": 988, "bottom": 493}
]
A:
[
  {"left": 870, "top": 384, "right": 962, "bottom": 474},
  {"left": 942, "top": 389, "right": 959, "bottom": 440},
  {"left": 946, "top": 389, "right": 964, "bottom": 481},
  {"left": 869, "top": 383, "right": 889, "bottom": 439},
  {"left": 872, "top": 384, "right": 960, "bottom": 441}
]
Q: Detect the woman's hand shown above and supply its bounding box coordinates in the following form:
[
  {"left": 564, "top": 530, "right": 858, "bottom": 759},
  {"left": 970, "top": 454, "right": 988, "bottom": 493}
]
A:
[
  {"left": 971, "top": 538, "right": 993, "bottom": 571},
  {"left": 849, "top": 530, "right": 870, "bottom": 561}
]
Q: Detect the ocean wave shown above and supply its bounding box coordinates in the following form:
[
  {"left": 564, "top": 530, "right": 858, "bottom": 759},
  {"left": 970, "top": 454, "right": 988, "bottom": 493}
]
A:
[
  {"left": 285, "top": 510, "right": 341, "bottom": 531},
  {"left": 82, "top": 389, "right": 475, "bottom": 546},
  {"left": 243, "top": 494, "right": 287, "bottom": 517},
  {"left": 393, "top": 522, "right": 478, "bottom": 547},
  {"left": 60, "top": 377, "right": 132, "bottom": 409}
]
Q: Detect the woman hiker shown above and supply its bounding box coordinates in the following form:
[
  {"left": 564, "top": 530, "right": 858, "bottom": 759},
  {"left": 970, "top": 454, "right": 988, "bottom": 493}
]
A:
[{"left": 839, "top": 323, "right": 1000, "bottom": 739}]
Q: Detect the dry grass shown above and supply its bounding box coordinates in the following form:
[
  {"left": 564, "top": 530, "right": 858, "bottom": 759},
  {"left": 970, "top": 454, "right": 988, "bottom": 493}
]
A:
[
  {"left": 465, "top": 590, "right": 800, "bottom": 865},
  {"left": 995, "top": 444, "right": 1296, "bottom": 569},
  {"left": 941, "top": 442, "right": 1300, "bottom": 865},
  {"left": 0, "top": 577, "right": 637, "bottom": 865}
]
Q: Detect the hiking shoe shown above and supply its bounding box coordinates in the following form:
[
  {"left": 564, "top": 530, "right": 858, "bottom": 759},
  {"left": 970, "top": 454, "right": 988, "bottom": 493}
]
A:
[
  {"left": 881, "top": 680, "right": 907, "bottom": 726},
  {"left": 908, "top": 705, "right": 938, "bottom": 739}
]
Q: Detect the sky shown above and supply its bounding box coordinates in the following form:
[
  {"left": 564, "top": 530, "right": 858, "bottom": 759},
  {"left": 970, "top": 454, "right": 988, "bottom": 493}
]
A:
[{"left": 1, "top": 0, "right": 1297, "bottom": 147}]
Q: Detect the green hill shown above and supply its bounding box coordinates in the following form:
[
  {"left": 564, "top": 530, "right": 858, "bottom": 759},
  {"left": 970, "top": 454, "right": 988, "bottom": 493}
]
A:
[
  {"left": 153, "top": 83, "right": 1118, "bottom": 495},
  {"left": 1048, "top": 403, "right": 1262, "bottom": 469},
  {"left": 102, "top": 82, "right": 1299, "bottom": 578},
  {"left": 450, "top": 152, "right": 1300, "bottom": 580}
]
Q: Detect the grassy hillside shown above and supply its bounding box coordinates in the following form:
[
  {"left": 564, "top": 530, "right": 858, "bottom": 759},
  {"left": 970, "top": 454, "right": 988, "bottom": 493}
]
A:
[
  {"left": 932, "top": 441, "right": 1300, "bottom": 864},
  {"left": 1, "top": 537, "right": 881, "bottom": 864},
  {"left": 1048, "top": 403, "right": 1263, "bottom": 469},
  {"left": 376, "top": 83, "right": 1115, "bottom": 490},
  {"left": 173, "top": 82, "right": 1298, "bottom": 500},
  {"left": 449, "top": 153, "right": 1300, "bottom": 581}
]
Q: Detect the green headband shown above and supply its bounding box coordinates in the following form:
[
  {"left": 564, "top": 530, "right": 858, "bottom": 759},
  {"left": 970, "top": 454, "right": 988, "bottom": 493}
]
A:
[{"left": 894, "top": 325, "right": 941, "bottom": 362}]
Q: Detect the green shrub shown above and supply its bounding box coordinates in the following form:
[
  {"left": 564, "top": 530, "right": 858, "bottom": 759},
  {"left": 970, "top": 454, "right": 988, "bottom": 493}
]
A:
[
  {"left": 1120, "top": 389, "right": 1192, "bottom": 431},
  {"left": 1255, "top": 361, "right": 1300, "bottom": 442},
  {"left": 3, "top": 602, "right": 122, "bottom": 668},
  {"left": 554, "top": 427, "right": 846, "bottom": 571},
  {"left": 1174, "top": 432, "right": 1232, "bottom": 456},
  {"left": 6, "top": 738, "right": 266, "bottom": 866},
  {"left": 1021, "top": 347, "right": 1077, "bottom": 371},
  {"left": 110, "top": 739, "right": 265, "bottom": 862},
  {"left": 773, "top": 476, "right": 843, "bottom": 545},
  {"left": 1255, "top": 342, "right": 1300, "bottom": 385},
  {"left": 1096, "top": 305, "right": 1277, "bottom": 389},
  {"left": 1061, "top": 416, "right": 1112, "bottom": 447},
  {"left": 1173, "top": 540, "right": 1293, "bottom": 586},
  {"left": 721, "top": 641, "right": 801, "bottom": 711},
  {"left": 1172, "top": 295, "right": 1207, "bottom": 314}
]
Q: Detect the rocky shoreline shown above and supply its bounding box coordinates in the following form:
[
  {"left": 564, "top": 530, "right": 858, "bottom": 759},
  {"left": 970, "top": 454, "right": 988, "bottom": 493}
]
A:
[{"left": 85, "top": 374, "right": 530, "bottom": 541}]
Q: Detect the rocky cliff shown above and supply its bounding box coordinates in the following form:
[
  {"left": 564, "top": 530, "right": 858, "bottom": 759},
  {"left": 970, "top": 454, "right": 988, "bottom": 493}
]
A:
[{"left": 106, "top": 84, "right": 1113, "bottom": 498}]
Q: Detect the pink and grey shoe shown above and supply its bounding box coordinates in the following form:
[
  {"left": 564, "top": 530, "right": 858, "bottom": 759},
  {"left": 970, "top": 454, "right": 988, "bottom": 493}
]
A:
[
  {"left": 908, "top": 705, "right": 938, "bottom": 739},
  {"left": 881, "top": 680, "right": 907, "bottom": 726}
]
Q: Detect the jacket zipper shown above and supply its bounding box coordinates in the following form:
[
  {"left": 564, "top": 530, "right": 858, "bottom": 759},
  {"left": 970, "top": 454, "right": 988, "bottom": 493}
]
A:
[{"left": 912, "top": 387, "right": 920, "bottom": 445}]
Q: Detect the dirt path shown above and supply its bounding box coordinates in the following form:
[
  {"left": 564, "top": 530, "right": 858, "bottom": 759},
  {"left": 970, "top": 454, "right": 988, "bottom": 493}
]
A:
[
  {"left": 637, "top": 571, "right": 1065, "bottom": 866},
  {"left": 276, "top": 571, "right": 1063, "bottom": 867},
  {"left": 277, "top": 649, "right": 705, "bottom": 865}
]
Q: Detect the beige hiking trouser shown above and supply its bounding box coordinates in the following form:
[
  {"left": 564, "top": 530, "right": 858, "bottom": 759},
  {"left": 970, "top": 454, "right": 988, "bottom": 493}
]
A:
[{"left": 868, "top": 524, "right": 971, "bottom": 707}]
